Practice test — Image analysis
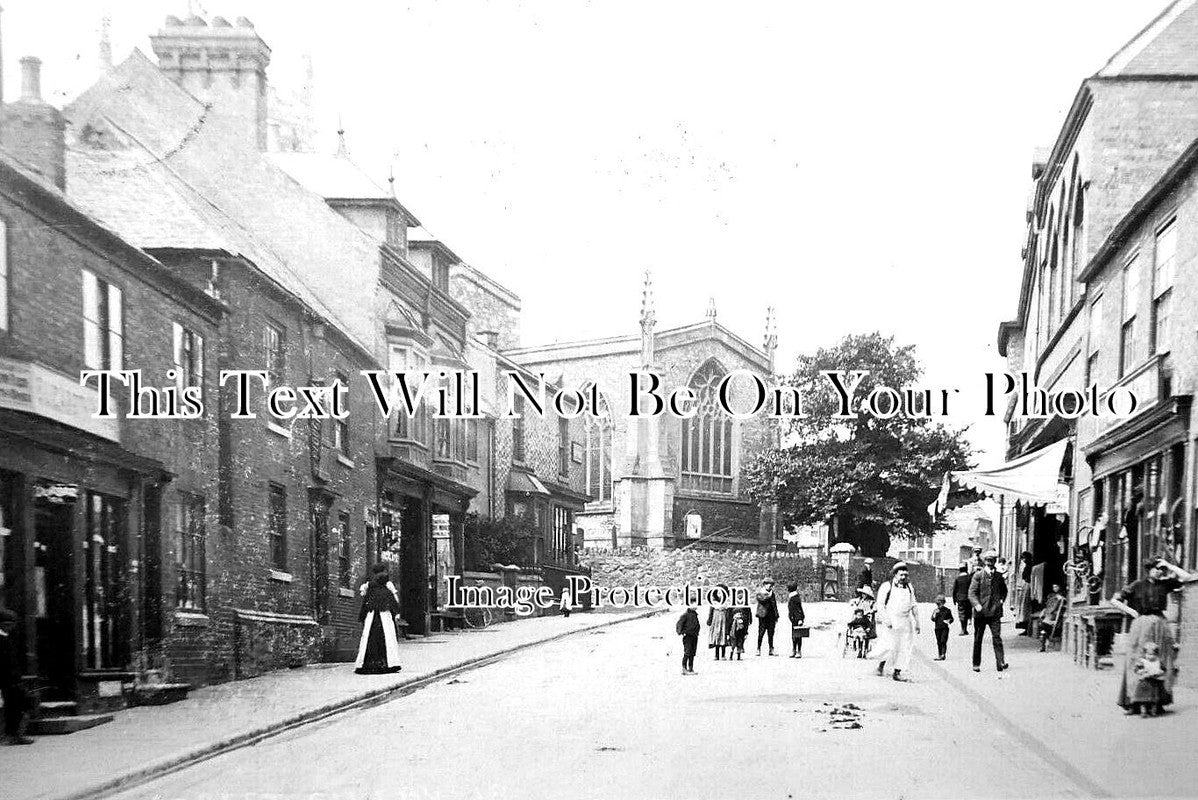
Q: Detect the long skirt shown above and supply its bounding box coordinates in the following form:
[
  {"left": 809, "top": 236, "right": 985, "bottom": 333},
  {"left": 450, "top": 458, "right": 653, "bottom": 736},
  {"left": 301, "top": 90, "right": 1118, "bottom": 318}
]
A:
[
  {"left": 708, "top": 609, "right": 732, "bottom": 648},
  {"left": 1117, "top": 614, "right": 1176, "bottom": 709},
  {"left": 355, "top": 610, "right": 402, "bottom": 674}
]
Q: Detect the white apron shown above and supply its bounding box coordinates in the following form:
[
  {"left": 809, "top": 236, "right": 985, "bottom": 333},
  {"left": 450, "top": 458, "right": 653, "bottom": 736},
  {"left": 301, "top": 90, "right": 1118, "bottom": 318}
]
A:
[
  {"left": 874, "top": 581, "right": 917, "bottom": 671},
  {"left": 355, "top": 609, "right": 402, "bottom": 669}
]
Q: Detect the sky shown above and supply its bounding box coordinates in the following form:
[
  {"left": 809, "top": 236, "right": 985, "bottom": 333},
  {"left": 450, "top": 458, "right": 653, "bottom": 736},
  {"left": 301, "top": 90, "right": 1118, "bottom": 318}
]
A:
[{"left": 1, "top": 0, "right": 1174, "bottom": 466}]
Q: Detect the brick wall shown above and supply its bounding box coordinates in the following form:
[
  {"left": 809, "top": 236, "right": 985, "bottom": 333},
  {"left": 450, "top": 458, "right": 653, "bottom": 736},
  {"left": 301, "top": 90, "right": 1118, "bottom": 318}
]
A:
[{"left": 153, "top": 255, "right": 379, "bottom": 685}]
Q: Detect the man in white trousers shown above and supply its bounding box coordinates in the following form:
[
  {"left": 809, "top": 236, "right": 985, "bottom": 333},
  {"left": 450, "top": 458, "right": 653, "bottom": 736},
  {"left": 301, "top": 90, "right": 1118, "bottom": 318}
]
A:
[{"left": 874, "top": 562, "right": 920, "bottom": 682}]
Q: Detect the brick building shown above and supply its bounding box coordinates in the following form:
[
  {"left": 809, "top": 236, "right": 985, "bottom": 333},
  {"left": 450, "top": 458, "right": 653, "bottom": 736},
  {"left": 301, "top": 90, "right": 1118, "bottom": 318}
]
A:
[
  {"left": 0, "top": 55, "right": 225, "bottom": 709},
  {"left": 61, "top": 22, "right": 383, "bottom": 680},
  {"left": 990, "top": 0, "right": 1198, "bottom": 664}
]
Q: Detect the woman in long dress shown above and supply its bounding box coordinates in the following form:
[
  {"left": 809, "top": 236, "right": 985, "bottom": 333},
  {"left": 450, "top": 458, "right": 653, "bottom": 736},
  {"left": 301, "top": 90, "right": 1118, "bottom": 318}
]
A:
[
  {"left": 355, "top": 571, "right": 403, "bottom": 675},
  {"left": 1110, "top": 559, "right": 1195, "bottom": 714}
]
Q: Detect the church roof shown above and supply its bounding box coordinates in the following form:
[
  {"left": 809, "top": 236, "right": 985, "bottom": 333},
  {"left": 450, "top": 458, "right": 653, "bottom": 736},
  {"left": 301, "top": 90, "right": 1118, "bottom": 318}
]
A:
[
  {"left": 507, "top": 319, "right": 770, "bottom": 371},
  {"left": 64, "top": 50, "right": 382, "bottom": 360},
  {"left": 1096, "top": 0, "right": 1198, "bottom": 77}
]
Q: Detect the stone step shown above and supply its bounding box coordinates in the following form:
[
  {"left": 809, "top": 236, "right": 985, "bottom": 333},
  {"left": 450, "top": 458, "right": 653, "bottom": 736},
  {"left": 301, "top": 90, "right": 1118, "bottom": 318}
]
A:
[
  {"left": 37, "top": 700, "right": 78, "bottom": 716},
  {"left": 132, "top": 682, "right": 191, "bottom": 706},
  {"left": 27, "top": 713, "right": 114, "bottom": 735}
]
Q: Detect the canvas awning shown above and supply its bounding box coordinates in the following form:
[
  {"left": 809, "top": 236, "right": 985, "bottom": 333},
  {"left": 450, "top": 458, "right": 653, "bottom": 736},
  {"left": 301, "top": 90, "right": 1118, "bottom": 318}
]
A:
[
  {"left": 930, "top": 439, "right": 1070, "bottom": 518},
  {"left": 507, "top": 469, "right": 550, "bottom": 496}
]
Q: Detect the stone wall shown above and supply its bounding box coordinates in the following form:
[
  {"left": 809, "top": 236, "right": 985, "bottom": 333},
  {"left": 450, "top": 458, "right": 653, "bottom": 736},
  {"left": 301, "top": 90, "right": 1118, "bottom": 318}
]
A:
[{"left": 582, "top": 547, "right": 823, "bottom": 602}]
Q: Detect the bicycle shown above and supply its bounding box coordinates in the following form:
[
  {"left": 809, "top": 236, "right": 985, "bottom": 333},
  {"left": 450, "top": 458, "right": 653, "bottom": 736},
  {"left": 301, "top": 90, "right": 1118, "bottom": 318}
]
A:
[{"left": 462, "top": 606, "right": 494, "bottom": 629}]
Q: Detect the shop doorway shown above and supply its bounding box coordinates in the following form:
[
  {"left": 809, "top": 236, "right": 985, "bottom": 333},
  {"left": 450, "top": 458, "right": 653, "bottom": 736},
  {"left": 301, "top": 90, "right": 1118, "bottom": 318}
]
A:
[
  {"left": 399, "top": 498, "right": 427, "bottom": 634},
  {"left": 33, "top": 483, "right": 77, "bottom": 692}
]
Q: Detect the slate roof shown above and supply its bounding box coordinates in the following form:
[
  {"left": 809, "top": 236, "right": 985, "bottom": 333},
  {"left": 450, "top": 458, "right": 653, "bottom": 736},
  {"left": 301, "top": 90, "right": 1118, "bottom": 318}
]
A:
[
  {"left": 1097, "top": 0, "right": 1198, "bottom": 77},
  {"left": 64, "top": 50, "right": 382, "bottom": 358}
]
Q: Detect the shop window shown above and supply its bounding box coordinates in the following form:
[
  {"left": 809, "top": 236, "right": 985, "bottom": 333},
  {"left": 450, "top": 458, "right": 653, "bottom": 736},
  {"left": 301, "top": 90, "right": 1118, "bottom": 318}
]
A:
[
  {"left": 84, "top": 492, "right": 125, "bottom": 669},
  {"left": 264, "top": 321, "right": 286, "bottom": 388},
  {"left": 338, "top": 511, "right": 352, "bottom": 589},
  {"left": 172, "top": 322, "right": 204, "bottom": 397},
  {"left": 175, "top": 493, "right": 206, "bottom": 612},
  {"left": 269, "top": 483, "right": 288, "bottom": 571},
  {"left": 82, "top": 269, "right": 123, "bottom": 370}
]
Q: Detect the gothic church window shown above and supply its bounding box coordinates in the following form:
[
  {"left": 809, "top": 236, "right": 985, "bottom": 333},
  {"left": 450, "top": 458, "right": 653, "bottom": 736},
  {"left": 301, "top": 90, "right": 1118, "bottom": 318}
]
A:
[{"left": 681, "top": 360, "right": 734, "bottom": 494}]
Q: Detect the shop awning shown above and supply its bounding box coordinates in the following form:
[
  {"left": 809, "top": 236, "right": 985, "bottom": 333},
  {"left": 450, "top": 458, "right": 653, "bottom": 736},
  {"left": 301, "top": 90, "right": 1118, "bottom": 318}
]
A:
[
  {"left": 930, "top": 439, "right": 1070, "bottom": 518},
  {"left": 507, "top": 469, "right": 550, "bottom": 496}
]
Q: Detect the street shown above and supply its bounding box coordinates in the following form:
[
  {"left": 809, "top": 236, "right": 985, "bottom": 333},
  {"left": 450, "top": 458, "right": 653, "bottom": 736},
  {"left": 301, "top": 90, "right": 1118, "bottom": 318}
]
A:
[{"left": 109, "top": 608, "right": 1086, "bottom": 800}]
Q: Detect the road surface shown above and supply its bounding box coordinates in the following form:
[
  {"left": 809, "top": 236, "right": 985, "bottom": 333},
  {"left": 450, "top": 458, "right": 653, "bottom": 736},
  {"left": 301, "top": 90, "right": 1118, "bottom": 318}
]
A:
[{"left": 111, "top": 609, "right": 1087, "bottom": 800}]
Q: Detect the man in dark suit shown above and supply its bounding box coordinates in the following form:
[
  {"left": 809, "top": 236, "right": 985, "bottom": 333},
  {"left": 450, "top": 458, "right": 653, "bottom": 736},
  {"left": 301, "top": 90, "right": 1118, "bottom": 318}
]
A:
[
  {"left": 0, "top": 608, "right": 33, "bottom": 745},
  {"left": 968, "top": 554, "right": 1008, "bottom": 673},
  {"left": 952, "top": 563, "right": 973, "bottom": 636},
  {"left": 857, "top": 559, "right": 875, "bottom": 591}
]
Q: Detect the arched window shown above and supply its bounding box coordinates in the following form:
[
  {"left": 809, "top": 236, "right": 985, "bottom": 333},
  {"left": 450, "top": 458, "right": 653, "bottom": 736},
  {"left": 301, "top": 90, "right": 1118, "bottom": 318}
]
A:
[
  {"left": 582, "top": 385, "right": 613, "bottom": 504},
  {"left": 681, "top": 360, "right": 734, "bottom": 494}
]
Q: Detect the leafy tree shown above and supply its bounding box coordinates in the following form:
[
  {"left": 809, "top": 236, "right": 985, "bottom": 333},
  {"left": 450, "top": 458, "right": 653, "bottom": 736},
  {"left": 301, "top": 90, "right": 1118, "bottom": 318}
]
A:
[
  {"left": 743, "top": 332, "right": 972, "bottom": 556},
  {"left": 463, "top": 513, "right": 538, "bottom": 570}
]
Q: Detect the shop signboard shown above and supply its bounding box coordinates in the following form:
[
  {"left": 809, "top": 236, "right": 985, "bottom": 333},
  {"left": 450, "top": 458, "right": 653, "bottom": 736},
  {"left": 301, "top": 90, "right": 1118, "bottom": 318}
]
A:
[{"left": 0, "top": 356, "right": 119, "bottom": 442}]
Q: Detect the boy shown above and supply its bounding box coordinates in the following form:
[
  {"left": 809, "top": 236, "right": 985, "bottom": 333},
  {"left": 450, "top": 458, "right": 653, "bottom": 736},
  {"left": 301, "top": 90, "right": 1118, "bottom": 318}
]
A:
[
  {"left": 1, "top": 608, "right": 32, "bottom": 745},
  {"left": 1038, "top": 583, "right": 1065, "bottom": 652},
  {"left": 931, "top": 594, "right": 954, "bottom": 661},
  {"left": 676, "top": 606, "right": 701, "bottom": 675},
  {"left": 730, "top": 607, "right": 750, "bottom": 660},
  {"left": 787, "top": 583, "right": 806, "bottom": 658}
]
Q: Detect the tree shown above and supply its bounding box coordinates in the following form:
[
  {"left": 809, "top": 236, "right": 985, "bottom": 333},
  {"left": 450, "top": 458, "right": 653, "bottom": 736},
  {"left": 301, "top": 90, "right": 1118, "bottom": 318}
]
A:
[
  {"left": 743, "top": 332, "right": 972, "bottom": 556},
  {"left": 463, "top": 513, "right": 538, "bottom": 570}
]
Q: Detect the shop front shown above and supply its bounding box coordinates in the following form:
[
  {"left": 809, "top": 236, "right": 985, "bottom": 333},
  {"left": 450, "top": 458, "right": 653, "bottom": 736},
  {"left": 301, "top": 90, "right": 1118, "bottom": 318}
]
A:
[
  {"left": 0, "top": 407, "right": 168, "bottom": 710},
  {"left": 376, "top": 457, "right": 474, "bottom": 635},
  {"left": 1083, "top": 395, "right": 1192, "bottom": 609}
]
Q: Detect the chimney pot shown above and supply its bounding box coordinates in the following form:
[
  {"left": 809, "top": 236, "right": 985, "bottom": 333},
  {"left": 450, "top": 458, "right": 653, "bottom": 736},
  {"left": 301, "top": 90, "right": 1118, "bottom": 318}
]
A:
[{"left": 19, "top": 56, "right": 43, "bottom": 103}]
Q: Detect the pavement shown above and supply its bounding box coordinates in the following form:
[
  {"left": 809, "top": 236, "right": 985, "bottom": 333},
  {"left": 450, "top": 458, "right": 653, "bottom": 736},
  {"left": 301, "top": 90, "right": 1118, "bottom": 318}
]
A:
[
  {"left": 0, "top": 609, "right": 657, "bottom": 800},
  {"left": 6, "top": 602, "right": 1197, "bottom": 800}
]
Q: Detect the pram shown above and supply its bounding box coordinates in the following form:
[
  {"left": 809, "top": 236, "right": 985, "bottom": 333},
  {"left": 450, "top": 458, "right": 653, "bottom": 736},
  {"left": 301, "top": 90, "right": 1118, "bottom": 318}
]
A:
[{"left": 839, "top": 619, "right": 872, "bottom": 658}]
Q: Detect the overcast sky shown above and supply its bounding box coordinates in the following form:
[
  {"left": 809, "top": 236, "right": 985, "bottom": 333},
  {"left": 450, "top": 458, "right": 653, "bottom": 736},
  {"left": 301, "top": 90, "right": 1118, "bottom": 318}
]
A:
[{"left": 2, "top": 1, "right": 1172, "bottom": 465}]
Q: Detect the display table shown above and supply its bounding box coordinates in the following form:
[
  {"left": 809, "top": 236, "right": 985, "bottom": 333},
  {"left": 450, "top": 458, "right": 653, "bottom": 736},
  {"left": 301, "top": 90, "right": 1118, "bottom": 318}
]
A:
[{"left": 1069, "top": 605, "right": 1127, "bottom": 669}]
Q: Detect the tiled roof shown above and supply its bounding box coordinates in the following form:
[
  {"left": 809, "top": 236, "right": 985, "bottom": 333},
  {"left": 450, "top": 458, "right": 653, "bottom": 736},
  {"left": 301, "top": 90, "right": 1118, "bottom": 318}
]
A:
[
  {"left": 64, "top": 51, "right": 382, "bottom": 358},
  {"left": 67, "top": 149, "right": 230, "bottom": 251}
]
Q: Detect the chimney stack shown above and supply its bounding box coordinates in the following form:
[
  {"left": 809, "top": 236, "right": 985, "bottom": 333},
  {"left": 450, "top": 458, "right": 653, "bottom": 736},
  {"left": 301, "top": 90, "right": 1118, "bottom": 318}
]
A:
[
  {"left": 0, "top": 56, "right": 67, "bottom": 189},
  {"left": 150, "top": 14, "right": 272, "bottom": 150}
]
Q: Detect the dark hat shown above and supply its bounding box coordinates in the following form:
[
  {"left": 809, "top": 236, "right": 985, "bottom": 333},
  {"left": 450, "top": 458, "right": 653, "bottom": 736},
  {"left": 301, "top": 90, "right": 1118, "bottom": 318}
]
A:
[
  {"left": 763, "top": 577, "right": 775, "bottom": 585},
  {"left": 0, "top": 608, "right": 17, "bottom": 624},
  {"left": 372, "top": 563, "right": 390, "bottom": 575}
]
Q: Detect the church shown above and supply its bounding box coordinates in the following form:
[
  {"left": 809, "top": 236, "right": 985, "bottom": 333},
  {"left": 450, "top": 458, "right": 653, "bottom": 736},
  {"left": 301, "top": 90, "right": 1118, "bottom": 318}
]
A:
[{"left": 465, "top": 274, "right": 783, "bottom": 551}]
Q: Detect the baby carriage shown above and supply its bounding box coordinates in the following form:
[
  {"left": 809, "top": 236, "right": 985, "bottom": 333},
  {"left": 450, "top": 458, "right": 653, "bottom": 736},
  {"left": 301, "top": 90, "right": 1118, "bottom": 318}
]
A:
[{"left": 839, "top": 618, "right": 872, "bottom": 658}]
